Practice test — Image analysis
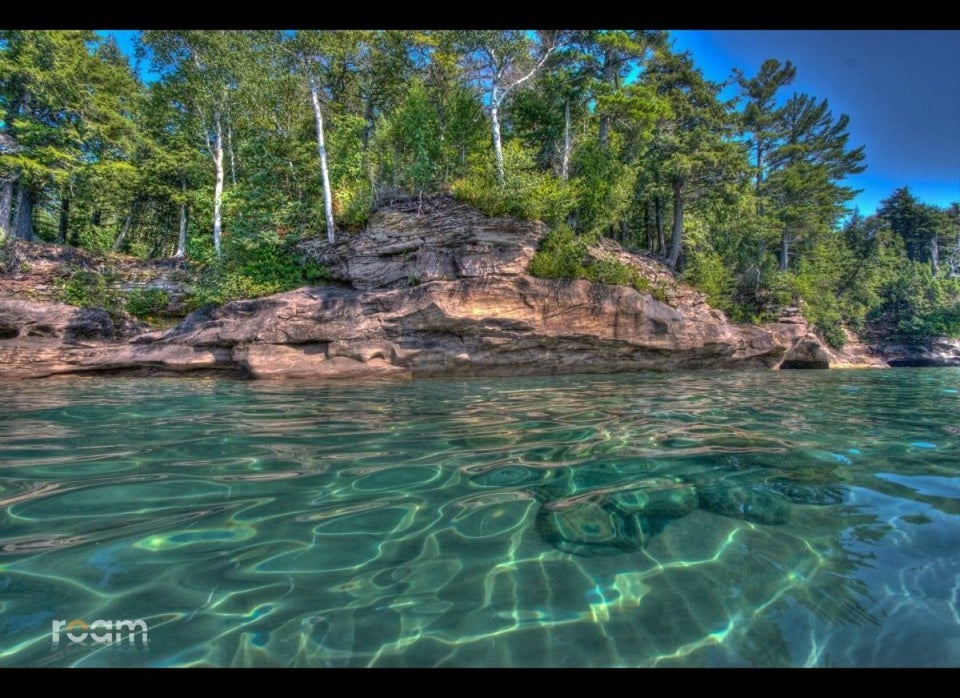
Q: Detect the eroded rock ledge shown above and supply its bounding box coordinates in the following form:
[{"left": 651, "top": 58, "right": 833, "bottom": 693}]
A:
[
  {"left": 0, "top": 275, "right": 819, "bottom": 379},
  {"left": 0, "top": 196, "right": 888, "bottom": 380}
]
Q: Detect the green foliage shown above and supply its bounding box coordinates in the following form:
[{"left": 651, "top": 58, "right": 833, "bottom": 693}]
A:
[
  {"left": 327, "top": 113, "right": 374, "bottom": 229},
  {"left": 682, "top": 246, "right": 736, "bottom": 313},
  {"left": 879, "top": 263, "right": 960, "bottom": 341},
  {"left": 372, "top": 78, "right": 488, "bottom": 196},
  {"left": 877, "top": 187, "right": 952, "bottom": 266},
  {"left": 527, "top": 226, "right": 586, "bottom": 279},
  {"left": 571, "top": 139, "right": 636, "bottom": 238},
  {"left": 187, "top": 239, "right": 329, "bottom": 308},
  {"left": 584, "top": 258, "right": 652, "bottom": 294},
  {"left": 787, "top": 240, "right": 853, "bottom": 348},
  {"left": 452, "top": 141, "right": 576, "bottom": 226},
  {"left": 57, "top": 268, "right": 124, "bottom": 313},
  {"left": 4, "top": 28, "right": 959, "bottom": 354},
  {"left": 375, "top": 80, "right": 442, "bottom": 193},
  {"left": 528, "top": 226, "right": 659, "bottom": 296},
  {"left": 125, "top": 288, "right": 171, "bottom": 319}
]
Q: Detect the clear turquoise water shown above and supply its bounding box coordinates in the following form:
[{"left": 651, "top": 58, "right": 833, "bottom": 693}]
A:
[{"left": 1, "top": 369, "right": 959, "bottom": 667}]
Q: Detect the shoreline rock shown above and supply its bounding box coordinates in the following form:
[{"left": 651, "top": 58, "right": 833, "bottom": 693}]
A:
[
  {"left": 0, "top": 195, "right": 949, "bottom": 380},
  {"left": 0, "top": 275, "right": 824, "bottom": 380}
]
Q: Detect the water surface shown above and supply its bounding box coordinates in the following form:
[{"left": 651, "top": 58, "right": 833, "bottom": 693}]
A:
[{"left": 1, "top": 369, "right": 958, "bottom": 667}]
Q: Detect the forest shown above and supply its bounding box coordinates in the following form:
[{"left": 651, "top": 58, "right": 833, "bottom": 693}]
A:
[{"left": 1, "top": 30, "right": 958, "bottom": 347}]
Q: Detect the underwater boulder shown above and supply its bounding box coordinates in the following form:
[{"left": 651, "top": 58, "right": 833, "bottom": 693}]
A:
[
  {"left": 609, "top": 477, "right": 699, "bottom": 518},
  {"left": 536, "top": 499, "right": 645, "bottom": 556},
  {"left": 532, "top": 463, "right": 653, "bottom": 502},
  {"left": 767, "top": 479, "right": 846, "bottom": 506},
  {"left": 698, "top": 484, "right": 791, "bottom": 525}
]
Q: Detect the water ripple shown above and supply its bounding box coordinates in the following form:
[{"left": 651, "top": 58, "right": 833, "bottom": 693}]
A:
[{"left": 0, "top": 369, "right": 958, "bottom": 667}]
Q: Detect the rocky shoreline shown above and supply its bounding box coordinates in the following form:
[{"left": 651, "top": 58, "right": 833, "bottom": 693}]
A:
[{"left": 1, "top": 197, "right": 957, "bottom": 380}]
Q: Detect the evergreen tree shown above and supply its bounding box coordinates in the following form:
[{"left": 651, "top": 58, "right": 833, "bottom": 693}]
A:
[{"left": 878, "top": 186, "right": 953, "bottom": 275}]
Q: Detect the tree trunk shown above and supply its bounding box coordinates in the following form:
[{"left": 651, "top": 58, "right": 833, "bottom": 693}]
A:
[
  {"left": 599, "top": 51, "right": 614, "bottom": 150},
  {"left": 58, "top": 196, "right": 70, "bottom": 245},
  {"left": 0, "top": 178, "right": 13, "bottom": 241},
  {"left": 13, "top": 185, "right": 34, "bottom": 241},
  {"left": 561, "top": 97, "right": 571, "bottom": 181},
  {"left": 213, "top": 110, "right": 225, "bottom": 258},
  {"left": 666, "top": 181, "right": 684, "bottom": 270},
  {"left": 175, "top": 180, "right": 188, "bottom": 259},
  {"left": 227, "top": 121, "right": 237, "bottom": 187},
  {"left": 755, "top": 144, "right": 764, "bottom": 207},
  {"left": 778, "top": 230, "right": 790, "bottom": 271},
  {"left": 112, "top": 212, "right": 133, "bottom": 251},
  {"left": 362, "top": 97, "right": 375, "bottom": 150},
  {"left": 642, "top": 201, "right": 655, "bottom": 252},
  {"left": 931, "top": 234, "right": 940, "bottom": 276},
  {"left": 309, "top": 77, "right": 336, "bottom": 245},
  {"left": 491, "top": 104, "right": 505, "bottom": 186},
  {"left": 598, "top": 118, "right": 609, "bottom": 152},
  {"left": 655, "top": 196, "right": 665, "bottom": 257}
]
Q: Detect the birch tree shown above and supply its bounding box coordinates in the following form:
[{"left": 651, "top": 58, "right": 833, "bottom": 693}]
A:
[
  {"left": 456, "top": 31, "right": 561, "bottom": 185},
  {"left": 284, "top": 31, "right": 369, "bottom": 244},
  {"left": 140, "top": 31, "right": 253, "bottom": 258}
]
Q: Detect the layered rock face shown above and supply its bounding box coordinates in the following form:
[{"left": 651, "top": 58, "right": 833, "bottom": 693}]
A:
[
  {"left": 0, "top": 196, "right": 850, "bottom": 380},
  {"left": 296, "top": 194, "right": 545, "bottom": 289},
  {"left": 881, "top": 339, "right": 960, "bottom": 367}
]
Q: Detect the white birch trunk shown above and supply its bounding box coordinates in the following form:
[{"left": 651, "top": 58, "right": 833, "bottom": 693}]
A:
[
  {"left": 112, "top": 212, "right": 132, "bottom": 251},
  {"left": 213, "top": 110, "right": 224, "bottom": 258},
  {"left": 491, "top": 105, "right": 505, "bottom": 186},
  {"left": 175, "top": 180, "right": 188, "bottom": 258},
  {"left": 561, "top": 97, "right": 571, "bottom": 181},
  {"left": 0, "top": 178, "right": 12, "bottom": 242},
  {"left": 309, "top": 77, "right": 336, "bottom": 244}
]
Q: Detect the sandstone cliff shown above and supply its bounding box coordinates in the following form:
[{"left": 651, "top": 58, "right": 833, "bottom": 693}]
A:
[{"left": 0, "top": 195, "right": 869, "bottom": 380}]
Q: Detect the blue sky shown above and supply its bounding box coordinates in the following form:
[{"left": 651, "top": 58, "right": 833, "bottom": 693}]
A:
[
  {"left": 670, "top": 30, "right": 960, "bottom": 214},
  {"left": 102, "top": 30, "right": 960, "bottom": 215}
]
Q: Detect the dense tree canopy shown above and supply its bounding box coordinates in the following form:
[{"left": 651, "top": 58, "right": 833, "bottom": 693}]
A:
[{"left": 1, "top": 29, "right": 956, "bottom": 344}]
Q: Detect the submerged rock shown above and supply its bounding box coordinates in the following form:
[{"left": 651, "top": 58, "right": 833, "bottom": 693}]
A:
[
  {"left": 532, "top": 464, "right": 638, "bottom": 501},
  {"left": 534, "top": 476, "right": 699, "bottom": 557},
  {"left": 536, "top": 500, "right": 645, "bottom": 557},
  {"left": 698, "top": 484, "right": 792, "bottom": 525},
  {"left": 609, "top": 477, "right": 699, "bottom": 518},
  {"left": 767, "top": 480, "right": 846, "bottom": 506}
]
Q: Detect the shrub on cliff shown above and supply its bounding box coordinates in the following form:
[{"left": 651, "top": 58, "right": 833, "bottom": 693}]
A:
[
  {"left": 452, "top": 141, "right": 576, "bottom": 227},
  {"left": 527, "top": 226, "right": 586, "bottom": 279},
  {"left": 188, "top": 240, "right": 329, "bottom": 309},
  {"left": 528, "top": 226, "right": 663, "bottom": 297}
]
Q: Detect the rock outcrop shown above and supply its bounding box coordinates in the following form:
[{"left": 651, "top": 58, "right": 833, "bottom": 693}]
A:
[
  {"left": 296, "top": 194, "right": 545, "bottom": 290},
  {"left": 0, "top": 195, "right": 858, "bottom": 380},
  {"left": 0, "top": 240, "right": 192, "bottom": 316},
  {"left": 880, "top": 338, "right": 960, "bottom": 367}
]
